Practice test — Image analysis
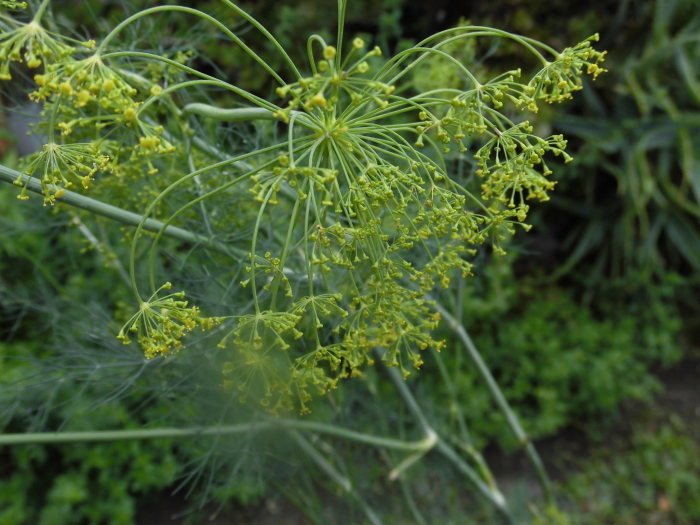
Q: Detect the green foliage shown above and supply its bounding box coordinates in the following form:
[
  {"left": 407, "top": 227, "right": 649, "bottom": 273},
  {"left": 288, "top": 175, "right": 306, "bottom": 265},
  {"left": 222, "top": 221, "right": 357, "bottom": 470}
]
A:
[
  {"left": 541, "top": 0, "right": 700, "bottom": 285},
  {"left": 432, "top": 259, "right": 683, "bottom": 448},
  {"left": 0, "top": 345, "right": 180, "bottom": 525},
  {"left": 0, "top": 0, "right": 605, "bottom": 417},
  {"left": 560, "top": 417, "right": 700, "bottom": 524}
]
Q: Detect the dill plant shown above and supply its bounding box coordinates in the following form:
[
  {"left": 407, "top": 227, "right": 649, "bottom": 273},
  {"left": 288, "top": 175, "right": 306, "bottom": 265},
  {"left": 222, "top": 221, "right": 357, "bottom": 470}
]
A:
[{"left": 0, "top": 0, "right": 606, "bottom": 520}]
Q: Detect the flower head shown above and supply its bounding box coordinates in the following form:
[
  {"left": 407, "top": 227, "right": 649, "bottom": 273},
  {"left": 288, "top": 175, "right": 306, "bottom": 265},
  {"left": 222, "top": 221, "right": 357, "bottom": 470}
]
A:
[
  {"left": 31, "top": 54, "right": 138, "bottom": 113},
  {"left": 0, "top": 20, "right": 74, "bottom": 79},
  {"left": 16, "top": 141, "right": 110, "bottom": 204},
  {"left": 118, "top": 282, "right": 220, "bottom": 359},
  {"left": 529, "top": 34, "right": 607, "bottom": 103}
]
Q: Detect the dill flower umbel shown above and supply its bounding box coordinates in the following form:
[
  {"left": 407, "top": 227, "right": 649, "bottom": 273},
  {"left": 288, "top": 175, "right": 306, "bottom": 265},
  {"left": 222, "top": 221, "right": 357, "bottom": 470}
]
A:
[
  {"left": 528, "top": 34, "right": 607, "bottom": 103},
  {"left": 31, "top": 54, "right": 138, "bottom": 113},
  {"left": 16, "top": 141, "right": 110, "bottom": 204},
  {"left": 118, "top": 282, "right": 221, "bottom": 359},
  {"left": 0, "top": 0, "right": 607, "bottom": 414},
  {"left": 0, "top": 18, "right": 73, "bottom": 79}
]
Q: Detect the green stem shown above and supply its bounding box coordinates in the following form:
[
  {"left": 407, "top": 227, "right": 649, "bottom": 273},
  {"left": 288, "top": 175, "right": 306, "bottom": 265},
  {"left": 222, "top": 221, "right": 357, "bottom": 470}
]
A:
[
  {"left": 306, "top": 34, "right": 327, "bottom": 75},
  {"left": 0, "top": 417, "right": 430, "bottom": 451},
  {"left": 288, "top": 430, "right": 383, "bottom": 525},
  {"left": 384, "top": 46, "right": 481, "bottom": 88},
  {"left": 289, "top": 429, "right": 352, "bottom": 492},
  {"left": 182, "top": 104, "right": 278, "bottom": 121},
  {"left": 31, "top": 0, "right": 51, "bottom": 22},
  {"left": 103, "top": 51, "right": 278, "bottom": 111},
  {"left": 96, "top": 5, "right": 285, "bottom": 85},
  {"left": 432, "top": 298, "right": 554, "bottom": 506},
  {"left": 374, "top": 26, "right": 553, "bottom": 86},
  {"left": 219, "top": 0, "right": 300, "bottom": 80},
  {"left": 0, "top": 165, "right": 235, "bottom": 256},
  {"left": 376, "top": 355, "right": 512, "bottom": 521},
  {"left": 181, "top": 103, "right": 317, "bottom": 132},
  {"left": 336, "top": 0, "right": 347, "bottom": 65}
]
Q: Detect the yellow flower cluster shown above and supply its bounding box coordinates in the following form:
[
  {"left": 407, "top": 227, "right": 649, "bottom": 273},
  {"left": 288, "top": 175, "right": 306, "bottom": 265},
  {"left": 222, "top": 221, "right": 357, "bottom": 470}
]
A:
[
  {"left": 118, "top": 283, "right": 221, "bottom": 359},
  {"left": 31, "top": 54, "right": 137, "bottom": 112},
  {"left": 0, "top": 19, "right": 74, "bottom": 79},
  {"left": 16, "top": 142, "right": 110, "bottom": 204}
]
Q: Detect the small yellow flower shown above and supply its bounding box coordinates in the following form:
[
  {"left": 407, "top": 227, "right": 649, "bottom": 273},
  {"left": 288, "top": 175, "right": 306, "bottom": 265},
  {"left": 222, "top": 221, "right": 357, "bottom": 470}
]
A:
[
  {"left": 123, "top": 107, "right": 138, "bottom": 122},
  {"left": 139, "top": 136, "right": 160, "bottom": 149},
  {"left": 309, "top": 92, "right": 327, "bottom": 108},
  {"left": 323, "top": 45, "right": 337, "bottom": 60},
  {"left": 59, "top": 81, "right": 73, "bottom": 96}
]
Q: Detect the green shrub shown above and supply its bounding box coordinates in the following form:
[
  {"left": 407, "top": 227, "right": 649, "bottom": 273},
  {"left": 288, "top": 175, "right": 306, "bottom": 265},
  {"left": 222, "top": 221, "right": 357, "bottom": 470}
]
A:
[
  {"left": 560, "top": 417, "right": 700, "bottom": 524},
  {"left": 428, "top": 259, "right": 683, "bottom": 448}
]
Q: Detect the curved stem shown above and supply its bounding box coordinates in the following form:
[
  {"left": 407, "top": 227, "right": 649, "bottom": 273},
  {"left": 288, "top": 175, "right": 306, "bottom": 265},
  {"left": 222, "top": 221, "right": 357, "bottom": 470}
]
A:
[
  {"left": 219, "top": 0, "right": 300, "bottom": 79},
  {"left": 96, "top": 5, "right": 285, "bottom": 85},
  {"left": 383, "top": 46, "right": 481, "bottom": 88},
  {"left": 306, "top": 34, "right": 327, "bottom": 75},
  {"left": 102, "top": 51, "right": 279, "bottom": 112},
  {"left": 374, "top": 27, "right": 553, "bottom": 86},
  {"left": 289, "top": 430, "right": 383, "bottom": 525},
  {"left": 127, "top": 141, "right": 288, "bottom": 301},
  {"left": 375, "top": 352, "right": 513, "bottom": 521}
]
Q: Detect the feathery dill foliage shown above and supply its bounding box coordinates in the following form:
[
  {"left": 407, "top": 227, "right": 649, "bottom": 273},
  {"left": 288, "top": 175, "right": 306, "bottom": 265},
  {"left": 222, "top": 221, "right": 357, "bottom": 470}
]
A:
[{"left": 1, "top": 0, "right": 605, "bottom": 413}]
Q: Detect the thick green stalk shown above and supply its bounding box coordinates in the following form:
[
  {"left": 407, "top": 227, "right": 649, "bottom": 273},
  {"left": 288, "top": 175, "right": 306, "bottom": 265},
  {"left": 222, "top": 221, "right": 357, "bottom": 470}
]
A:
[
  {"left": 0, "top": 423, "right": 262, "bottom": 445},
  {"left": 182, "top": 103, "right": 317, "bottom": 133},
  {"left": 182, "top": 104, "right": 278, "bottom": 121},
  {"left": 0, "top": 165, "right": 236, "bottom": 256}
]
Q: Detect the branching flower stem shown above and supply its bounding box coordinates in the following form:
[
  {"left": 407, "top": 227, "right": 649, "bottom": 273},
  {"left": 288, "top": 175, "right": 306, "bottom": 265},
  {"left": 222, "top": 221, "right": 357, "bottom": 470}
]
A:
[{"left": 127, "top": 140, "right": 296, "bottom": 302}]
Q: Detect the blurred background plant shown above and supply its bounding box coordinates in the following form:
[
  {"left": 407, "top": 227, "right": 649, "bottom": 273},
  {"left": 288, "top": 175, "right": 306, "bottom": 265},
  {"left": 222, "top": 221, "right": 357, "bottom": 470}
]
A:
[{"left": 1, "top": 0, "right": 698, "bottom": 523}]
